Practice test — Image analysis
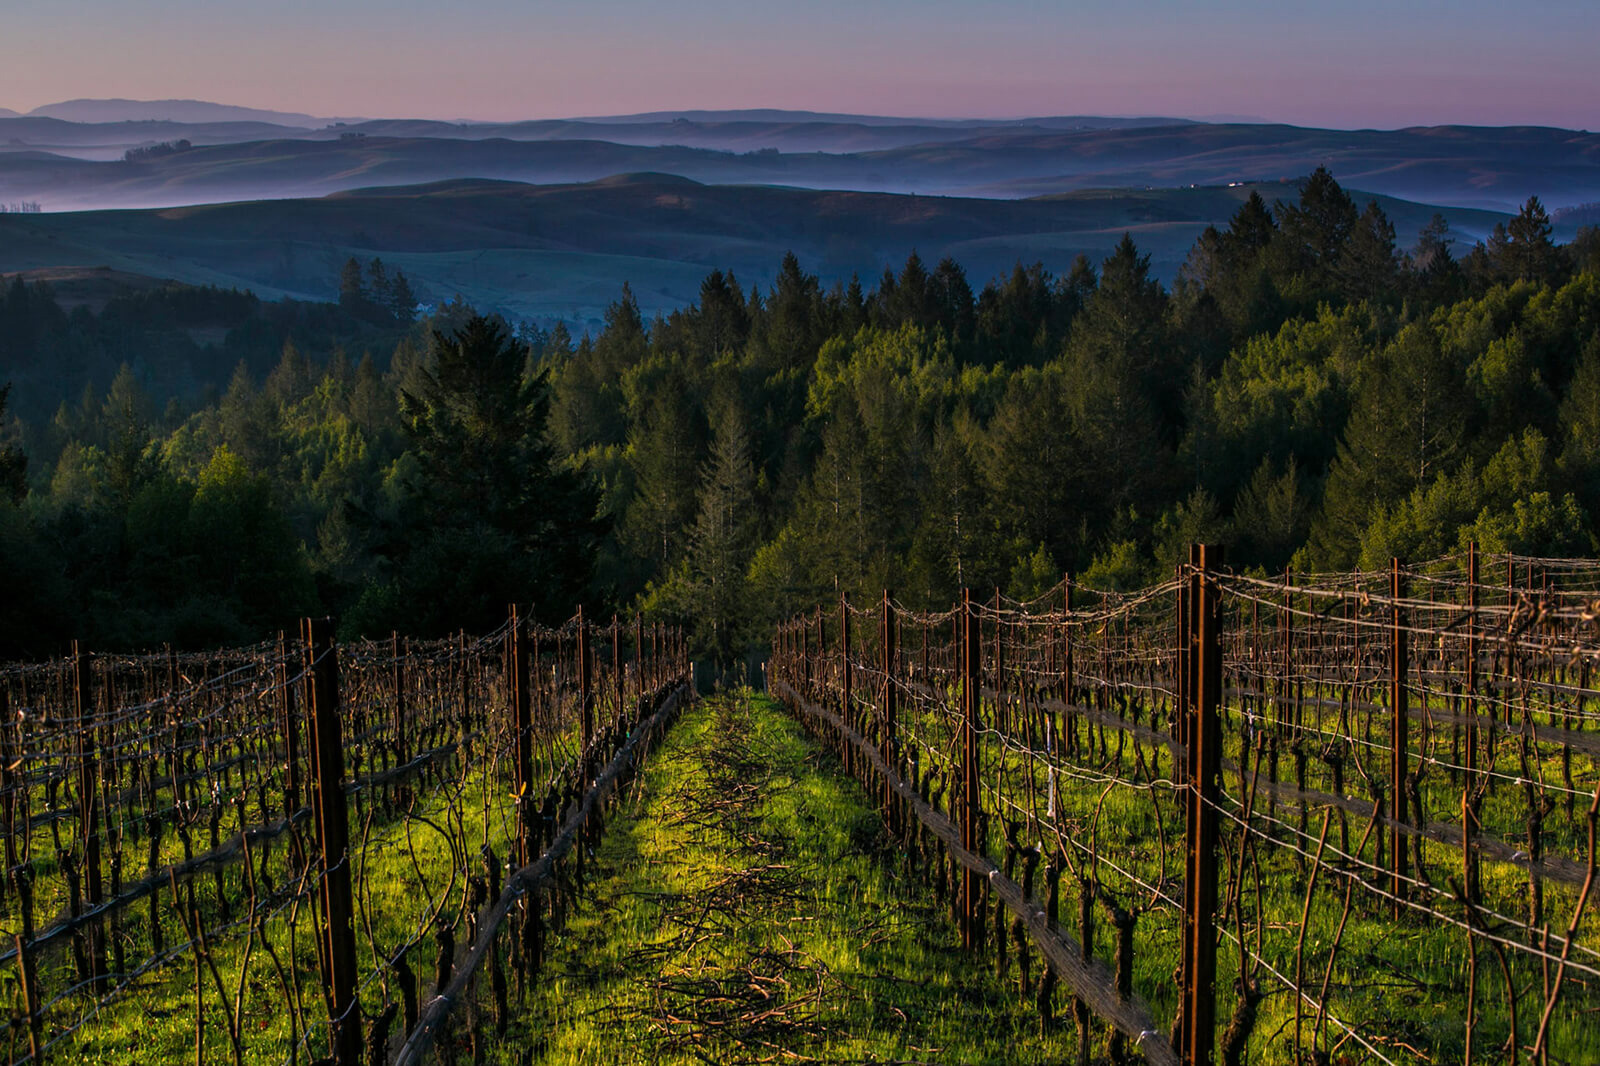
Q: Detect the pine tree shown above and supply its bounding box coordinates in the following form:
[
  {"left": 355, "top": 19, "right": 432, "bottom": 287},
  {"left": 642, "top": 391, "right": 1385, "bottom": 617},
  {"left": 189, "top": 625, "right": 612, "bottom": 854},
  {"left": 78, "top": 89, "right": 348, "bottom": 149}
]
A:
[
  {"left": 1488, "top": 195, "right": 1561, "bottom": 283},
  {"left": 100, "top": 364, "right": 155, "bottom": 506},
  {"left": 1408, "top": 214, "right": 1464, "bottom": 304},
  {"left": 1228, "top": 190, "right": 1277, "bottom": 256},
  {"left": 692, "top": 269, "right": 750, "bottom": 356},
  {"left": 388, "top": 271, "right": 417, "bottom": 322},
  {"left": 687, "top": 407, "right": 758, "bottom": 664},
  {"left": 366, "top": 258, "right": 391, "bottom": 310},
  {"left": 395, "top": 316, "right": 602, "bottom": 632},
  {"left": 763, "top": 252, "right": 823, "bottom": 372},
  {"left": 1310, "top": 324, "right": 1470, "bottom": 566},
  {"left": 338, "top": 256, "right": 366, "bottom": 311},
  {"left": 931, "top": 256, "right": 976, "bottom": 356},
  {"left": 0, "top": 383, "right": 26, "bottom": 502},
  {"left": 977, "top": 262, "right": 1059, "bottom": 367},
  {"left": 1274, "top": 166, "right": 1358, "bottom": 295},
  {"left": 1340, "top": 201, "right": 1399, "bottom": 304}
]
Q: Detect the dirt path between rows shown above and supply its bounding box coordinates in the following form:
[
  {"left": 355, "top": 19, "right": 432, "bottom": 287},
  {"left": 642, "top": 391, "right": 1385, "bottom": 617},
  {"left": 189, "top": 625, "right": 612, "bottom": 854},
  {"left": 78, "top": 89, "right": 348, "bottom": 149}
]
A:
[{"left": 516, "top": 693, "right": 1071, "bottom": 1065}]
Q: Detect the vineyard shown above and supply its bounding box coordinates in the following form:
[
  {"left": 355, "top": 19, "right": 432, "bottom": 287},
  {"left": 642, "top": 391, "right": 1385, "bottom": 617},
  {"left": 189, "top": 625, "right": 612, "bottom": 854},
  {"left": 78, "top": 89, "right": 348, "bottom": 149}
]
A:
[
  {"left": 772, "top": 545, "right": 1600, "bottom": 1065},
  {"left": 1, "top": 546, "right": 1598, "bottom": 1064},
  {"left": 0, "top": 609, "right": 690, "bottom": 1064}
]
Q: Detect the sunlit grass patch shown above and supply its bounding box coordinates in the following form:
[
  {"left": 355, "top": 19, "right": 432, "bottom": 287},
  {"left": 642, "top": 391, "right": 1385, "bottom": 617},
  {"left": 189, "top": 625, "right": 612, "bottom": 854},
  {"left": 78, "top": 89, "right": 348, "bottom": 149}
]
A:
[{"left": 517, "top": 691, "right": 1077, "bottom": 1065}]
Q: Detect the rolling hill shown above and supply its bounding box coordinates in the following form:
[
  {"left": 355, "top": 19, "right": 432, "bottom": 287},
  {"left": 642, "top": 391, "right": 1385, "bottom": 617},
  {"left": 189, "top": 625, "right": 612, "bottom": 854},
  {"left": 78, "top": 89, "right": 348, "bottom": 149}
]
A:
[
  {"left": 1, "top": 121, "right": 1595, "bottom": 214},
  {"left": 0, "top": 175, "right": 1509, "bottom": 325},
  {"left": 22, "top": 98, "right": 351, "bottom": 126}
]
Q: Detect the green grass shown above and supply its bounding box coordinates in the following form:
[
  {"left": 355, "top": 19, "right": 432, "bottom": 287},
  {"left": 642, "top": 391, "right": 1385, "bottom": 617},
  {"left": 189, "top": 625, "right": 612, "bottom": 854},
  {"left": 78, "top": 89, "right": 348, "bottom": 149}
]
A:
[
  {"left": 15, "top": 696, "right": 580, "bottom": 1065},
  {"left": 18, "top": 688, "right": 1077, "bottom": 1064},
  {"left": 37, "top": 751, "right": 519, "bottom": 1064},
  {"left": 503, "top": 691, "right": 1078, "bottom": 1065},
  {"left": 891, "top": 671, "right": 1600, "bottom": 1065}
]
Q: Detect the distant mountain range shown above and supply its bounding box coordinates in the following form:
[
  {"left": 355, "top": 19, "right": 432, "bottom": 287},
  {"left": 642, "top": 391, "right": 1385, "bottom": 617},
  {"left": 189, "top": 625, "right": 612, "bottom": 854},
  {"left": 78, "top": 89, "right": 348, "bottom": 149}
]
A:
[
  {"left": 11, "top": 98, "right": 1201, "bottom": 130},
  {"left": 571, "top": 108, "right": 1198, "bottom": 129},
  {"left": 0, "top": 174, "right": 1510, "bottom": 325},
  {"left": 0, "top": 100, "right": 1587, "bottom": 324},
  {"left": 16, "top": 98, "right": 360, "bottom": 126},
  {"left": 1, "top": 115, "right": 1596, "bottom": 213}
]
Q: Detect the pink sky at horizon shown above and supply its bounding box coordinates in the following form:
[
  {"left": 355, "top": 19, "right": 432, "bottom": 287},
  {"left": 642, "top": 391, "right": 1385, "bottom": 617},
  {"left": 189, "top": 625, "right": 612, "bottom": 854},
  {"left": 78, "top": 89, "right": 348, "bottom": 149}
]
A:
[{"left": 3, "top": 0, "right": 1596, "bottom": 131}]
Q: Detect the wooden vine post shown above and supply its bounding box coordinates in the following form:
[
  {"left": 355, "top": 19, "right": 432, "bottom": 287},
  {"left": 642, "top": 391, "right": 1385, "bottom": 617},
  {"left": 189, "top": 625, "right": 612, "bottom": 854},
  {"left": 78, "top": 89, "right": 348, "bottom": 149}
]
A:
[
  {"left": 840, "top": 594, "right": 852, "bottom": 774},
  {"left": 633, "top": 615, "right": 644, "bottom": 706},
  {"left": 1391, "top": 557, "right": 1410, "bottom": 913},
  {"left": 302, "top": 617, "right": 361, "bottom": 1066},
  {"left": 1176, "top": 564, "right": 1191, "bottom": 765},
  {"left": 611, "top": 614, "right": 622, "bottom": 721},
  {"left": 577, "top": 606, "right": 593, "bottom": 750},
  {"left": 993, "top": 588, "right": 1005, "bottom": 735},
  {"left": 509, "top": 606, "right": 533, "bottom": 868},
  {"left": 72, "top": 641, "right": 108, "bottom": 994},
  {"left": 1061, "top": 576, "right": 1072, "bottom": 763},
  {"left": 1465, "top": 542, "right": 1480, "bottom": 902},
  {"left": 392, "top": 631, "right": 408, "bottom": 768},
  {"left": 1180, "top": 544, "right": 1223, "bottom": 1066},
  {"left": 881, "top": 590, "right": 897, "bottom": 828},
  {"left": 960, "top": 587, "right": 982, "bottom": 951},
  {"left": 802, "top": 616, "right": 811, "bottom": 703},
  {"left": 14, "top": 933, "right": 41, "bottom": 1063}
]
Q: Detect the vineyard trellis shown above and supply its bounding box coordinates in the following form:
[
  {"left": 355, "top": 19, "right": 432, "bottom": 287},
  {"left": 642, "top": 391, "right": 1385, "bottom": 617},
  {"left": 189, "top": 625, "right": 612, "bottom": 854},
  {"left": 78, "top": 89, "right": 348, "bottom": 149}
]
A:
[
  {"left": 771, "top": 544, "right": 1600, "bottom": 1065},
  {"left": 0, "top": 607, "right": 690, "bottom": 1065}
]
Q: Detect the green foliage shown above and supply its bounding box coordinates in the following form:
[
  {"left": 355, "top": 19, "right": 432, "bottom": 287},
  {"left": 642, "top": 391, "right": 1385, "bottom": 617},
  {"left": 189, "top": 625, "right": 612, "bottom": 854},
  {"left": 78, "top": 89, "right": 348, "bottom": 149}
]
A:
[
  {"left": 2, "top": 180, "right": 1597, "bottom": 653},
  {"left": 392, "top": 315, "right": 603, "bottom": 634},
  {"left": 1311, "top": 323, "right": 1472, "bottom": 567},
  {"left": 1273, "top": 165, "right": 1358, "bottom": 303},
  {"left": 0, "top": 383, "right": 25, "bottom": 502},
  {"left": 682, "top": 406, "right": 760, "bottom": 663},
  {"left": 1356, "top": 430, "right": 1594, "bottom": 566},
  {"left": 1081, "top": 539, "right": 1149, "bottom": 592},
  {"left": 1007, "top": 543, "right": 1060, "bottom": 603},
  {"left": 1152, "top": 488, "right": 1228, "bottom": 574},
  {"left": 1231, "top": 457, "right": 1313, "bottom": 571},
  {"left": 1487, "top": 196, "right": 1562, "bottom": 285},
  {"left": 1187, "top": 307, "right": 1363, "bottom": 501},
  {"left": 521, "top": 695, "right": 1084, "bottom": 1064}
]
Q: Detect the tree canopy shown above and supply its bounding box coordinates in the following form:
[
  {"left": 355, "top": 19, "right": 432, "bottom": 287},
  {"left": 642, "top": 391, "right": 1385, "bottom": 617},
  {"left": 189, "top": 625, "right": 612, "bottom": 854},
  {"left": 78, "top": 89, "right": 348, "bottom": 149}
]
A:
[{"left": 2, "top": 169, "right": 1597, "bottom": 664}]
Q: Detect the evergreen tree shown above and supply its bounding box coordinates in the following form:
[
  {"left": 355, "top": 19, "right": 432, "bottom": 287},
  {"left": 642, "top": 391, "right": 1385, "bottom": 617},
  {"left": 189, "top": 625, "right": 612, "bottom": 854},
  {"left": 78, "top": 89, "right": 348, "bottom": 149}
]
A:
[
  {"left": 982, "top": 366, "right": 1092, "bottom": 569},
  {"left": 1230, "top": 457, "right": 1311, "bottom": 570},
  {"left": 838, "top": 274, "right": 869, "bottom": 337},
  {"left": 976, "top": 262, "right": 1060, "bottom": 367},
  {"left": 0, "top": 384, "right": 26, "bottom": 502},
  {"left": 692, "top": 269, "right": 750, "bottom": 356},
  {"left": 1181, "top": 191, "right": 1284, "bottom": 339},
  {"left": 100, "top": 364, "right": 156, "bottom": 507},
  {"left": 1274, "top": 166, "right": 1358, "bottom": 298},
  {"left": 1072, "top": 235, "right": 1168, "bottom": 375},
  {"left": 621, "top": 370, "right": 704, "bottom": 569},
  {"left": 1228, "top": 190, "right": 1278, "bottom": 256},
  {"left": 686, "top": 406, "right": 758, "bottom": 664},
  {"left": 875, "top": 251, "right": 941, "bottom": 332},
  {"left": 389, "top": 271, "right": 417, "bottom": 322},
  {"left": 1341, "top": 201, "right": 1399, "bottom": 304},
  {"left": 366, "top": 258, "right": 391, "bottom": 310},
  {"left": 393, "top": 315, "right": 602, "bottom": 632},
  {"left": 1409, "top": 214, "right": 1465, "bottom": 305},
  {"left": 1310, "top": 324, "right": 1471, "bottom": 566},
  {"left": 1488, "top": 195, "right": 1562, "bottom": 284},
  {"left": 338, "top": 256, "right": 366, "bottom": 310},
  {"left": 762, "top": 252, "right": 824, "bottom": 372},
  {"left": 931, "top": 256, "right": 976, "bottom": 356}
]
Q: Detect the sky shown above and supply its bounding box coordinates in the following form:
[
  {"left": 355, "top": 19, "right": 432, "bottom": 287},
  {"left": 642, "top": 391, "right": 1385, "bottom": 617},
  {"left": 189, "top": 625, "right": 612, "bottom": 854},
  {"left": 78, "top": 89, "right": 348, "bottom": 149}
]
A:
[{"left": 2, "top": 0, "right": 1597, "bottom": 130}]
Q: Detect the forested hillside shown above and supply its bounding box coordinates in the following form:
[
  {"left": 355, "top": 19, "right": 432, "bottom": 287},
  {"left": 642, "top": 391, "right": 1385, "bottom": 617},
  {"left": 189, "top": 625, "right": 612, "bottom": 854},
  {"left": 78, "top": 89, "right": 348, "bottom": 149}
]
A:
[{"left": 2, "top": 169, "right": 1598, "bottom": 660}]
